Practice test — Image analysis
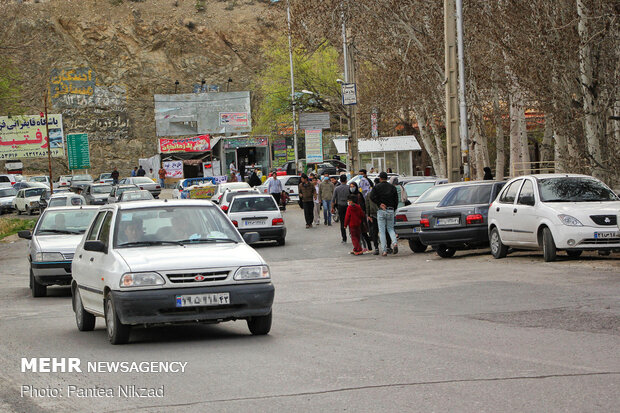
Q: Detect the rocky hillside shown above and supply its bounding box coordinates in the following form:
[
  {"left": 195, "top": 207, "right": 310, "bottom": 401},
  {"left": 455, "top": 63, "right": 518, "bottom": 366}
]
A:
[{"left": 1, "top": 0, "right": 281, "bottom": 175}]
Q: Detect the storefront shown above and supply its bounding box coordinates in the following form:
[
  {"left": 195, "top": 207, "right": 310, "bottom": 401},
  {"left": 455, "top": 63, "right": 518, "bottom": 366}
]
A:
[
  {"left": 221, "top": 135, "right": 270, "bottom": 176},
  {"left": 158, "top": 134, "right": 222, "bottom": 179},
  {"left": 333, "top": 135, "right": 421, "bottom": 175}
]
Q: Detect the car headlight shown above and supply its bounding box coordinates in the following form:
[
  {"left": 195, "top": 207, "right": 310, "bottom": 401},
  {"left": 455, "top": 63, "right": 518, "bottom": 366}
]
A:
[
  {"left": 30, "top": 201, "right": 39, "bottom": 206},
  {"left": 120, "top": 272, "right": 165, "bottom": 288},
  {"left": 34, "top": 252, "right": 65, "bottom": 262},
  {"left": 558, "top": 214, "right": 583, "bottom": 226},
  {"left": 233, "top": 265, "right": 270, "bottom": 281}
]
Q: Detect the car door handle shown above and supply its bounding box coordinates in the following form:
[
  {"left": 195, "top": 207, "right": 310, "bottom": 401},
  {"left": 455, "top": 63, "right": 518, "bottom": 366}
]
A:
[
  {"left": 79, "top": 254, "right": 82, "bottom": 259},
  {"left": 496, "top": 207, "right": 500, "bottom": 212},
  {"left": 513, "top": 208, "right": 518, "bottom": 213},
  {"left": 90, "top": 257, "right": 94, "bottom": 262}
]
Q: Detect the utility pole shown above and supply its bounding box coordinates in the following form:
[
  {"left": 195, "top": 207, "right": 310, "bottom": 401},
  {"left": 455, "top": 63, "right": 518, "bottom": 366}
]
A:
[
  {"left": 341, "top": 2, "right": 358, "bottom": 172},
  {"left": 444, "top": 0, "right": 461, "bottom": 182},
  {"left": 43, "top": 91, "right": 53, "bottom": 195},
  {"left": 455, "top": 0, "right": 470, "bottom": 180},
  {"left": 286, "top": 0, "right": 299, "bottom": 169}
]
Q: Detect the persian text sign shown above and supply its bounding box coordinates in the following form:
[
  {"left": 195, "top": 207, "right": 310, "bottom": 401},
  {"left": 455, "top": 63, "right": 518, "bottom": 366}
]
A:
[
  {"left": 305, "top": 129, "right": 323, "bottom": 163},
  {"left": 50, "top": 68, "right": 96, "bottom": 103},
  {"left": 159, "top": 135, "right": 211, "bottom": 153},
  {"left": 66, "top": 133, "right": 91, "bottom": 170},
  {"left": 219, "top": 112, "right": 249, "bottom": 127},
  {"left": 0, "top": 115, "right": 64, "bottom": 160},
  {"left": 163, "top": 160, "right": 183, "bottom": 178}
]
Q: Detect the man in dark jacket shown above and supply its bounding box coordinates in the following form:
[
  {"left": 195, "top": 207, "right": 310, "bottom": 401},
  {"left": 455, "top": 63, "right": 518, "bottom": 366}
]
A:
[
  {"left": 298, "top": 174, "right": 316, "bottom": 228},
  {"left": 137, "top": 165, "right": 146, "bottom": 177},
  {"left": 110, "top": 168, "right": 120, "bottom": 185},
  {"left": 331, "top": 174, "right": 350, "bottom": 242},
  {"left": 369, "top": 172, "right": 399, "bottom": 256}
]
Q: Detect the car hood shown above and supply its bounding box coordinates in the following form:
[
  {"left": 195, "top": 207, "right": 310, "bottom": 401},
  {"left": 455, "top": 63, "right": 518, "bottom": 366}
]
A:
[
  {"left": 542, "top": 201, "right": 620, "bottom": 223},
  {"left": 35, "top": 234, "right": 85, "bottom": 254},
  {"left": 116, "top": 243, "right": 265, "bottom": 272},
  {"left": 0, "top": 195, "right": 15, "bottom": 203}
]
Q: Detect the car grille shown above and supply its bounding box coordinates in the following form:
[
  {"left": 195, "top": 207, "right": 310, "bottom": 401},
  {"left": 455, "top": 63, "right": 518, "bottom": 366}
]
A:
[
  {"left": 62, "top": 253, "right": 74, "bottom": 261},
  {"left": 166, "top": 271, "right": 230, "bottom": 284},
  {"left": 590, "top": 215, "right": 617, "bottom": 226},
  {"left": 578, "top": 238, "right": 620, "bottom": 245}
]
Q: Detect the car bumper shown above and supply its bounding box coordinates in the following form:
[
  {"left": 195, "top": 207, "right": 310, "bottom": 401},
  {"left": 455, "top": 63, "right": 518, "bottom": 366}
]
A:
[
  {"left": 238, "top": 226, "right": 287, "bottom": 241},
  {"left": 419, "top": 226, "right": 488, "bottom": 248},
  {"left": 110, "top": 282, "right": 275, "bottom": 325},
  {"left": 395, "top": 223, "right": 421, "bottom": 240},
  {"left": 90, "top": 199, "right": 107, "bottom": 205},
  {"left": 31, "top": 262, "right": 72, "bottom": 285},
  {"left": 0, "top": 204, "right": 14, "bottom": 212},
  {"left": 551, "top": 224, "right": 620, "bottom": 250}
]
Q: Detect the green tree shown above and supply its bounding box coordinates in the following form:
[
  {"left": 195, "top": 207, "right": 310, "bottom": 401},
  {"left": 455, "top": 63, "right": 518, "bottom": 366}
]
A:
[{"left": 0, "top": 58, "right": 22, "bottom": 116}]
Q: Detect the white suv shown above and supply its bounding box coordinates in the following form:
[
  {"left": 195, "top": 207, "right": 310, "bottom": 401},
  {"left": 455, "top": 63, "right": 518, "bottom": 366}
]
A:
[{"left": 488, "top": 174, "right": 620, "bottom": 262}]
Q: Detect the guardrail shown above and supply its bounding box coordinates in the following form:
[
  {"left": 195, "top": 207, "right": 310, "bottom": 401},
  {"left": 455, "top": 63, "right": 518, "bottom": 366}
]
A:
[{"left": 511, "top": 161, "right": 557, "bottom": 176}]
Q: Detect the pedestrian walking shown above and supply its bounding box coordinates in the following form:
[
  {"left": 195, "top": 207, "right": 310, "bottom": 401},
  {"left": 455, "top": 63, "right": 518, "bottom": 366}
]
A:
[
  {"left": 131, "top": 167, "right": 138, "bottom": 177},
  {"left": 267, "top": 172, "right": 283, "bottom": 206},
  {"left": 312, "top": 176, "right": 321, "bottom": 226},
  {"left": 358, "top": 169, "right": 372, "bottom": 197},
  {"left": 280, "top": 190, "right": 289, "bottom": 211},
  {"left": 369, "top": 172, "right": 399, "bottom": 256},
  {"left": 298, "top": 174, "right": 316, "bottom": 228},
  {"left": 249, "top": 169, "right": 262, "bottom": 187},
  {"left": 137, "top": 165, "right": 146, "bottom": 177},
  {"left": 229, "top": 161, "right": 238, "bottom": 175},
  {"left": 229, "top": 172, "right": 238, "bottom": 182},
  {"left": 148, "top": 168, "right": 154, "bottom": 179},
  {"left": 349, "top": 181, "right": 372, "bottom": 252},
  {"left": 319, "top": 172, "right": 335, "bottom": 225},
  {"left": 331, "top": 174, "right": 350, "bottom": 242},
  {"left": 483, "top": 166, "right": 493, "bottom": 180},
  {"left": 344, "top": 195, "right": 366, "bottom": 255},
  {"left": 158, "top": 166, "right": 166, "bottom": 188},
  {"left": 365, "top": 185, "right": 381, "bottom": 255},
  {"left": 389, "top": 176, "right": 406, "bottom": 208},
  {"left": 111, "top": 167, "right": 120, "bottom": 185},
  {"left": 239, "top": 161, "right": 246, "bottom": 182}
]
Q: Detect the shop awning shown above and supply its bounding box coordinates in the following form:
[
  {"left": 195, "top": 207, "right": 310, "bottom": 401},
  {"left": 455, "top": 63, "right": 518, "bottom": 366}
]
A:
[{"left": 333, "top": 135, "right": 421, "bottom": 154}]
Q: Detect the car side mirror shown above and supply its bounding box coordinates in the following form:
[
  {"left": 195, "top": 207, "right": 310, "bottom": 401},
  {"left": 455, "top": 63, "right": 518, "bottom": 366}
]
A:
[
  {"left": 84, "top": 240, "right": 107, "bottom": 253},
  {"left": 18, "top": 230, "right": 32, "bottom": 240},
  {"left": 243, "top": 232, "right": 260, "bottom": 244}
]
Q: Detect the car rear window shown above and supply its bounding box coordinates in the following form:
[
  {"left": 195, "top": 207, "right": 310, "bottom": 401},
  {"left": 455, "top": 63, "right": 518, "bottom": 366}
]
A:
[
  {"left": 285, "top": 177, "right": 300, "bottom": 186},
  {"left": 0, "top": 176, "right": 10, "bottom": 183},
  {"left": 405, "top": 181, "right": 436, "bottom": 197},
  {"left": 92, "top": 185, "right": 113, "bottom": 194},
  {"left": 415, "top": 185, "right": 453, "bottom": 203},
  {"left": 230, "top": 196, "right": 278, "bottom": 212},
  {"left": 0, "top": 188, "right": 17, "bottom": 197},
  {"left": 25, "top": 188, "right": 46, "bottom": 197},
  {"left": 439, "top": 184, "right": 493, "bottom": 206}
]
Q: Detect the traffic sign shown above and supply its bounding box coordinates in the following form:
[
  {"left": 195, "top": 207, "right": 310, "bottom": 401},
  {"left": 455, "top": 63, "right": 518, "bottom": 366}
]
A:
[
  {"left": 341, "top": 83, "right": 357, "bottom": 105},
  {"left": 66, "top": 133, "right": 90, "bottom": 170}
]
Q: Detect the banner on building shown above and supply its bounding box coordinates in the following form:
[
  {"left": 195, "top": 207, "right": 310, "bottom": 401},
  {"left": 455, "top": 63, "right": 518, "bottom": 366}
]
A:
[
  {"left": 158, "top": 135, "right": 211, "bottom": 153},
  {"left": 163, "top": 160, "right": 183, "bottom": 178},
  {"left": 0, "top": 115, "right": 64, "bottom": 160},
  {"left": 219, "top": 112, "right": 249, "bottom": 127},
  {"left": 223, "top": 137, "right": 268, "bottom": 149},
  {"left": 305, "top": 129, "right": 323, "bottom": 163}
]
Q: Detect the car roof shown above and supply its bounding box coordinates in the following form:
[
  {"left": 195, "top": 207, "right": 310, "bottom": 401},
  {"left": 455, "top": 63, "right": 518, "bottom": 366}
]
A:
[
  {"left": 49, "top": 192, "right": 83, "bottom": 199},
  {"left": 517, "top": 173, "right": 595, "bottom": 180},
  {"left": 111, "top": 199, "right": 217, "bottom": 211},
  {"left": 44, "top": 205, "right": 99, "bottom": 211},
  {"left": 230, "top": 193, "right": 274, "bottom": 200}
]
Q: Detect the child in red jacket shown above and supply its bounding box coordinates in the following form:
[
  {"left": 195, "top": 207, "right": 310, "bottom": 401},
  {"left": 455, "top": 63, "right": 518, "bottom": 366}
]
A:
[{"left": 344, "top": 194, "right": 366, "bottom": 255}]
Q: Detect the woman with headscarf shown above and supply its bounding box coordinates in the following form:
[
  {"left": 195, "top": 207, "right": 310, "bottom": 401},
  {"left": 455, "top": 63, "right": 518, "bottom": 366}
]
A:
[
  {"left": 389, "top": 176, "right": 406, "bottom": 209},
  {"left": 249, "top": 169, "right": 262, "bottom": 187},
  {"left": 483, "top": 167, "right": 493, "bottom": 180},
  {"left": 348, "top": 181, "right": 372, "bottom": 252}
]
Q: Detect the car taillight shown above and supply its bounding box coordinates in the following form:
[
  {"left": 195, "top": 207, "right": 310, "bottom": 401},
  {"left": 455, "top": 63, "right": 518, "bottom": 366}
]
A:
[
  {"left": 155, "top": 185, "right": 161, "bottom": 189},
  {"left": 395, "top": 214, "right": 407, "bottom": 222},
  {"left": 420, "top": 217, "right": 430, "bottom": 228},
  {"left": 272, "top": 218, "right": 284, "bottom": 226},
  {"left": 231, "top": 220, "right": 238, "bottom": 227},
  {"left": 221, "top": 205, "right": 228, "bottom": 211},
  {"left": 139, "top": 186, "right": 144, "bottom": 189},
  {"left": 466, "top": 214, "right": 484, "bottom": 224}
]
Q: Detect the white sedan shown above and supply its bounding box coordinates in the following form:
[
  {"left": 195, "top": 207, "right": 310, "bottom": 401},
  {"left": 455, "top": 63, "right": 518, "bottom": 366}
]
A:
[
  {"left": 488, "top": 174, "right": 620, "bottom": 261},
  {"left": 227, "top": 194, "right": 286, "bottom": 245},
  {"left": 13, "top": 185, "right": 48, "bottom": 215}
]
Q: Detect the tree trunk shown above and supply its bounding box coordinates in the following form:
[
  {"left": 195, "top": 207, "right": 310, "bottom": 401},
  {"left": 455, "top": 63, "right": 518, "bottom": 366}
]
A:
[
  {"left": 493, "top": 87, "right": 505, "bottom": 180},
  {"left": 541, "top": 114, "right": 554, "bottom": 168},
  {"left": 424, "top": 104, "right": 447, "bottom": 178},
  {"left": 509, "top": 90, "right": 525, "bottom": 176},
  {"left": 413, "top": 106, "right": 444, "bottom": 178}
]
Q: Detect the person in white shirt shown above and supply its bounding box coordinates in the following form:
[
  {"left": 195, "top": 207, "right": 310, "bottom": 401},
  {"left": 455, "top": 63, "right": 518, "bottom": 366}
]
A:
[
  {"left": 229, "top": 162, "right": 237, "bottom": 175},
  {"left": 267, "top": 172, "right": 283, "bottom": 206}
]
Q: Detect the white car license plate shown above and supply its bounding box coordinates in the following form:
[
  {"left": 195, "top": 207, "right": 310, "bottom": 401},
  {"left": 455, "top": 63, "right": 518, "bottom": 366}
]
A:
[
  {"left": 176, "top": 293, "right": 230, "bottom": 307},
  {"left": 437, "top": 217, "right": 460, "bottom": 226},
  {"left": 594, "top": 231, "right": 619, "bottom": 239},
  {"left": 244, "top": 219, "right": 267, "bottom": 226},
  {"left": 413, "top": 226, "right": 421, "bottom": 233}
]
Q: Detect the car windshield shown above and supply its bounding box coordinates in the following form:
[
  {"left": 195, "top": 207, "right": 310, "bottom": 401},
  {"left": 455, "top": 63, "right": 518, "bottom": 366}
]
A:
[
  {"left": 25, "top": 188, "right": 46, "bottom": 197},
  {"left": 117, "top": 186, "right": 137, "bottom": 196},
  {"left": 100, "top": 173, "right": 112, "bottom": 179},
  {"left": 115, "top": 206, "right": 241, "bottom": 247},
  {"left": 230, "top": 196, "right": 278, "bottom": 212},
  {"left": 73, "top": 175, "right": 92, "bottom": 181},
  {"left": 132, "top": 177, "right": 153, "bottom": 184},
  {"left": 92, "top": 185, "right": 113, "bottom": 194},
  {"left": 121, "top": 191, "right": 153, "bottom": 201},
  {"left": 0, "top": 188, "right": 17, "bottom": 197},
  {"left": 439, "top": 184, "right": 493, "bottom": 206},
  {"left": 48, "top": 198, "right": 67, "bottom": 207},
  {"left": 538, "top": 177, "right": 618, "bottom": 202},
  {"left": 36, "top": 210, "right": 97, "bottom": 235},
  {"left": 405, "top": 181, "right": 436, "bottom": 197},
  {"left": 415, "top": 185, "right": 453, "bottom": 203},
  {"left": 30, "top": 176, "right": 47, "bottom": 182}
]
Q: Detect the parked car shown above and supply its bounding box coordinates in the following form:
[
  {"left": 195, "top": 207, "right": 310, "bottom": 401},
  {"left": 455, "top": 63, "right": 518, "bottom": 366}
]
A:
[
  {"left": 403, "top": 178, "right": 448, "bottom": 203},
  {"left": 83, "top": 183, "right": 114, "bottom": 205},
  {"left": 17, "top": 206, "right": 99, "bottom": 297},
  {"left": 70, "top": 199, "right": 275, "bottom": 344},
  {"left": 27, "top": 175, "right": 51, "bottom": 188},
  {"left": 118, "top": 177, "right": 161, "bottom": 198},
  {"left": 0, "top": 174, "right": 17, "bottom": 188},
  {"left": 98, "top": 173, "right": 114, "bottom": 184},
  {"left": 69, "top": 174, "right": 94, "bottom": 191},
  {"left": 0, "top": 187, "right": 17, "bottom": 213},
  {"left": 119, "top": 190, "right": 154, "bottom": 202},
  {"left": 488, "top": 174, "right": 620, "bottom": 262},
  {"left": 395, "top": 183, "right": 460, "bottom": 252},
  {"left": 418, "top": 181, "right": 506, "bottom": 258},
  {"left": 13, "top": 185, "right": 48, "bottom": 215},
  {"left": 257, "top": 175, "right": 300, "bottom": 202},
  {"left": 108, "top": 184, "right": 140, "bottom": 203},
  {"left": 55, "top": 175, "right": 73, "bottom": 188},
  {"left": 219, "top": 188, "right": 261, "bottom": 212},
  {"left": 211, "top": 182, "right": 251, "bottom": 204},
  {"left": 347, "top": 173, "right": 398, "bottom": 187},
  {"left": 227, "top": 194, "right": 287, "bottom": 245},
  {"left": 45, "top": 193, "right": 87, "bottom": 208}
]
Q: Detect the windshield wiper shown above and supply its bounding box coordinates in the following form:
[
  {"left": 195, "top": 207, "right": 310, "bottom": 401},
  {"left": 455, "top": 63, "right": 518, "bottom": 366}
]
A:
[
  {"left": 38, "top": 229, "right": 82, "bottom": 235},
  {"left": 177, "top": 238, "right": 238, "bottom": 245},
  {"left": 117, "top": 240, "right": 184, "bottom": 247}
]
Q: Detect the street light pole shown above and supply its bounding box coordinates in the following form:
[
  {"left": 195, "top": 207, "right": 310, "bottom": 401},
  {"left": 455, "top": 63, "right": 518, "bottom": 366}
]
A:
[
  {"left": 286, "top": 0, "right": 299, "bottom": 169},
  {"left": 455, "top": 0, "right": 470, "bottom": 180},
  {"left": 43, "top": 91, "right": 53, "bottom": 195}
]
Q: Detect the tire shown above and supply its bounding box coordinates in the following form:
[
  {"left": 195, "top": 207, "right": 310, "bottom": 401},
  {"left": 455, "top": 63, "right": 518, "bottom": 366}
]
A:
[
  {"left": 105, "top": 295, "right": 131, "bottom": 345},
  {"left": 26, "top": 205, "right": 33, "bottom": 215},
  {"left": 247, "top": 311, "right": 272, "bottom": 335},
  {"left": 408, "top": 238, "right": 427, "bottom": 253},
  {"left": 542, "top": 227, "right": 557, "bottom": 262},
  {"left": 30, "top": 268, "right": 47, "bottom": 297},
  {"left": 490, "top": 227, "right": 508, "bottom": 259},
  {"left": 73, "top": 287, "right": 96, "bottom": 331},
  {"left": 277, "top": 237, "right": 286, "bottom": 246},
  {"left": 16, "top": 206, "right": 21, "bottom": 215},
  {"left": 435, "top": 245, "right": 456, "bottom": 258},
  {"left": 566, "top": 250, "right": 582, "bottom": 258}
]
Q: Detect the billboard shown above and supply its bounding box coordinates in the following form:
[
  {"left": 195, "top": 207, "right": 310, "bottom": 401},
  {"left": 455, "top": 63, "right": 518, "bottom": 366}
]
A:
[
  {"left": 154, "top": 92, "right": 251, "bottom": 136},
  {"left": 305, "top": 129, "right": 323, "bottom": 163},
  {"left": 159, "top": 135, "right": 211, "bottom": 153},
  {"left": 0, "top": 115, "right": 64, "bottom": 160}
]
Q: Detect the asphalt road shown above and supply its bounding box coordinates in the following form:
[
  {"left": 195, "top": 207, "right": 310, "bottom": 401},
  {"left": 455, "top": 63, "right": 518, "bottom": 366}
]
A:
[{"left": 0, "top": 206, "right": 618, "bottom": 412}]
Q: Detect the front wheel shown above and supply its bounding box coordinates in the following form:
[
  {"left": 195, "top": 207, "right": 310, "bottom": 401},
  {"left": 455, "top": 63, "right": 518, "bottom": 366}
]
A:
[
  {"left": 105, "top": 295, "right": 131, "bottom": 345},
  {"left": 435, "top": 245, "right": 456, "bottom": 258},
  {"left": 247, "top": 312, "right": 272, "bottom": 335},
  {"left": 542, "top": 227, "right": 557, "bottom": 262},
  {"left": 30, "top": 268, "right": 46, "bottom": 297},
  {"left": 490, "top": 227, "right": 508, "bottom": 259},
  {"left": 408, "top": 238, "right": 427, "bottom": 253},
  {"left": 73, "top": 287, "right": 96, "bottom": 331}
]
